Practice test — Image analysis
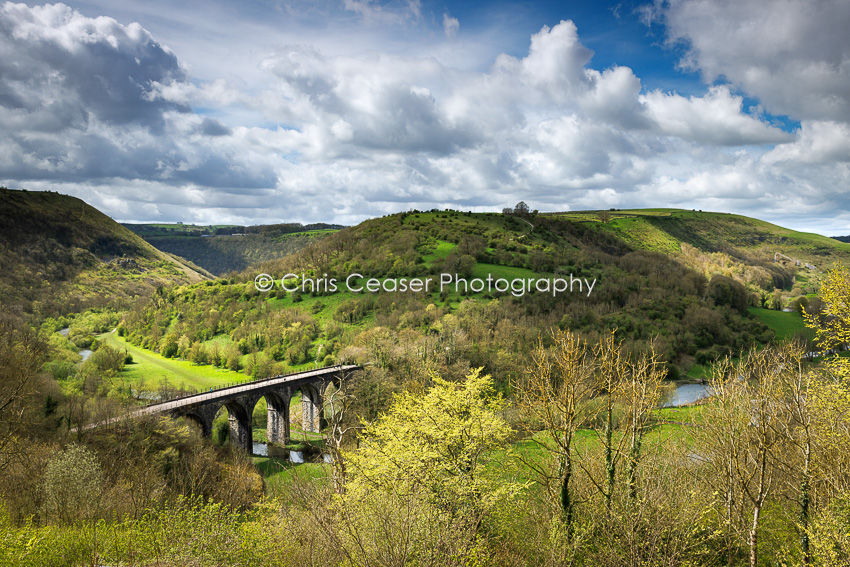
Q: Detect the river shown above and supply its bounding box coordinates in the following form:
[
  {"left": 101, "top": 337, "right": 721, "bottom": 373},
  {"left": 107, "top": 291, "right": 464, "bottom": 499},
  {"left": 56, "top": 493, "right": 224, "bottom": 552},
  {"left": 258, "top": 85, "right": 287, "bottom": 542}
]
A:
[
  {"left": 664, "top": 382, "right": 713, "bottom": 407},
  {"left": 60, "top": 328, "right": 93, "bottom": 361}
]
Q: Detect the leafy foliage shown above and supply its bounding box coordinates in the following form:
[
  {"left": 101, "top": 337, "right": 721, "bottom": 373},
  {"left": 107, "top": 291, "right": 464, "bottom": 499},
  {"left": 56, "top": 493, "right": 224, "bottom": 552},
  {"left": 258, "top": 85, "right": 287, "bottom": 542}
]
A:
[
  {"left": 42, "top": 444, "right": 103, "bottom": 523},
  {"left": 347, "top": 369, "right": 520, "bottom": 511}
]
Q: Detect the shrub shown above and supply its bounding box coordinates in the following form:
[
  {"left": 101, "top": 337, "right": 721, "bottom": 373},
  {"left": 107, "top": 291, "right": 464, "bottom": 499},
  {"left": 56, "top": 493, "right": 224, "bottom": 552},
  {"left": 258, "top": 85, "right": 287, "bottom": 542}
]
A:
[
  {"left": 89, "top": 345, "right": 126, "bottom": 375},
  {"left": 42, "top": 444, "right": 103, "bottom": 524}
]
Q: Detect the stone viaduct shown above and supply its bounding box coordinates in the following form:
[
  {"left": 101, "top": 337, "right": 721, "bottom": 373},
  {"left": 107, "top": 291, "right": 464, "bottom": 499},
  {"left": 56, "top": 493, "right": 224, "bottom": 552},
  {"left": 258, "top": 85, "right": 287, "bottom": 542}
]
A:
[{"left": 125, "top": 365, "right": 360, "bottom": 452}]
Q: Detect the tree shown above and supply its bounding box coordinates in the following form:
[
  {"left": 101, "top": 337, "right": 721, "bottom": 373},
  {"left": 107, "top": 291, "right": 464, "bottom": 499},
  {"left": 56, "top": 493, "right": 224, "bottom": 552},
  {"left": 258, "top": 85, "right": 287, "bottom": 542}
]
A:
[
  {"left": 323, "top": 376, "right": 362, "bottom": 494},
  {"left": 698, "top": 347, "right": 791, "bottom": 567},
  {"left": 800, "top": 265, "right": 850, "bottom": 563},
  {"left": 457, "top": 235, "right": 486, "bottom": 259},
  {"left": 766, "top": 342, "right": 815, "bottom": 566},
  {"left": 589, "top": 330, "right": 629, "bottom": 512},
  {"left": 514, "top": 330, "right": 594, "bottom": 531},
  {"left": 697, "top": 357, "right": 749, "bottom": 567},
  {"left": 314, "top": 369, "right": 522, "bottom": 564},
  {"left": 42, "top": 444, "right": 103, "bottom": 524},
  {"left": 0, "top": 314, "right": 47, "bottom": 472},
  {"left": 346, "top": 368, "right": 518, "bottom": 517},
  {"left": 708, "top": 275, "right": 748, "bottom": 313},
  {"left": 622, "top": 344, "right": 666, "bottom": 502},
  {"left": 805, "top": 263, "right": 850, "bottom": 376}
]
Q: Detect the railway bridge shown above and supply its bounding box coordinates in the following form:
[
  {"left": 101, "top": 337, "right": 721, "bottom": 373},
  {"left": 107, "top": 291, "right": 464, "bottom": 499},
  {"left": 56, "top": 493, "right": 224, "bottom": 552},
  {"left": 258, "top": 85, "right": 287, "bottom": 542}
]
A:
[{"left": 105, "top": 365, "right": 360, "bottom": 452}]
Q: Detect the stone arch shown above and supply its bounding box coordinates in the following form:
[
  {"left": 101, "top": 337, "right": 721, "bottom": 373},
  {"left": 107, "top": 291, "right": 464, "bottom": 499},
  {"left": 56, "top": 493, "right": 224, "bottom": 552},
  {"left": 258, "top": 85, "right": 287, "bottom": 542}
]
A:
[
  {"left": 300, "top": 383, "right": 326, "bottom": 433},
  {"left": 263, "top": 390, "right": 292, "bottom": 444},
  {"left": 223, "top": 399, "right": 253, "bottom": 452},
  {"left": 181, "top": 412, "right": 209, "bottom": 437}
]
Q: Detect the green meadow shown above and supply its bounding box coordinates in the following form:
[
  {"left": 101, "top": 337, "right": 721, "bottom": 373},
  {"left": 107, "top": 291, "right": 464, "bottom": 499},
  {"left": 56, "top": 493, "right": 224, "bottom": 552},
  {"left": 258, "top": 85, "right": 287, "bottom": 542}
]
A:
[
  {"left": 99, "top": 330, "right": 250, "bottom": 392},
  {"left": 748, "top": 306, "right": 807, "bottom": 340}
]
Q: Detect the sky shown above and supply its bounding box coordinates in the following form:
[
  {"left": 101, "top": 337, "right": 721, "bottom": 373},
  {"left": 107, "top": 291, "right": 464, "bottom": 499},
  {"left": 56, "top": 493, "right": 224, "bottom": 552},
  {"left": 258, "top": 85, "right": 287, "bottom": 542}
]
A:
[{"left": 0, "top": 0, "right": 849, "bottom": 234}]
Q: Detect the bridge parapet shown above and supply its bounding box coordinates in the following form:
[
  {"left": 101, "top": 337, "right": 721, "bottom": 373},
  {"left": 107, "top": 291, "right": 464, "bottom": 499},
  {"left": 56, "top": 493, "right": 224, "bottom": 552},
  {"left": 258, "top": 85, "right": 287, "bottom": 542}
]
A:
[{"left": 86, "top": 365, "right": 360, "bottom": 453}]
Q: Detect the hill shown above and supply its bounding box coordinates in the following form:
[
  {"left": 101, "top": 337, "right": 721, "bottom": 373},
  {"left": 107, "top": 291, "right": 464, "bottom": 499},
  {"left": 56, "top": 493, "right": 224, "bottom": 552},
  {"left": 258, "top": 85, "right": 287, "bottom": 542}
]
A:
[
  {"left": 123, "top": 222, "right": 342, "bottom": 275},
  {"left": 119, "top": 207, "right": 850, "bottom": 392},
  {"left": 0, "top": 188, "right": 210, "bottom": 318},
  {"left": 585, "top": 208, "right": 850, "bottom": 290},
  {"left": 255, "top": 207, "right": 850, "bottom": 299}
]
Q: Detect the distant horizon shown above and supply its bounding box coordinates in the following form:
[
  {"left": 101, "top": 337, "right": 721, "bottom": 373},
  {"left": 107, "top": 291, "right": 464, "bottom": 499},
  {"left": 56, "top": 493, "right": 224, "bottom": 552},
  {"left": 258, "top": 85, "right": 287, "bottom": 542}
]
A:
[
  {"left": 7, "top": 184, "right": 850, "bottom": 238},
  {"left": 111, "top": 216, "right": 850, "bottom": 240}
]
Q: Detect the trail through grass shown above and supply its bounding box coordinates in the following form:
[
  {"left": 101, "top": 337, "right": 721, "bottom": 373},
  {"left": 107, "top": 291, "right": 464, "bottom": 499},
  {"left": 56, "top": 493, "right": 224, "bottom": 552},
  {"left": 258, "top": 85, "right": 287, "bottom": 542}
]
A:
[{"left": 99, "top": 330, "right": 248, "bottom": 391}]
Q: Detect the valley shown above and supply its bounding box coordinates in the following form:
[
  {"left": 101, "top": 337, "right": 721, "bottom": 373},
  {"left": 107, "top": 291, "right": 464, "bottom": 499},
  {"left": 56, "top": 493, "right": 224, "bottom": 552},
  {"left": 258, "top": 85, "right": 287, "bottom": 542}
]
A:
[{"left": 2, "top": 189, "right": 850, "bottom": 566}]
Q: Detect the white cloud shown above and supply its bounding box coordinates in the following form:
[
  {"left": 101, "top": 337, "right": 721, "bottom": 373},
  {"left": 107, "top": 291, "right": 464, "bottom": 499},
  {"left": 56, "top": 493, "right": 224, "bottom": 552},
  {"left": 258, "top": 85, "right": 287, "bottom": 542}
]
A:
[
  {"left": 654, "top": 0, "right": 850, "bottom": 123},
  {"left": 642, "top": 86, "right": 793, "bottom": 145},
  {"left": 442, "top": 12, "right": 459, "bottom": 38},
  {"left": 1, "top": 3, "right": 849, "bottom": 234}
]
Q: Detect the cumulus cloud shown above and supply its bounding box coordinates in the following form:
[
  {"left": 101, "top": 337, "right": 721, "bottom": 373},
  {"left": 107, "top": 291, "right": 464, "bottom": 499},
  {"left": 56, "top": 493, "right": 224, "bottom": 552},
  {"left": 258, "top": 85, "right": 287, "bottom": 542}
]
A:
[
  {"left": 642, "top": 86, "right": 794, "bottom": 145},
  {"left": 1, "top": 2, "right": 848, "bottom": 234},
  {"left": 637, "top": 0, "right": 850, "bottom": 232},
  {"left": 0, "top": 2, "right": 188, "bottom": 127},
  {"left": 653, "top": 0, "right": 850, "bottom": 123}
]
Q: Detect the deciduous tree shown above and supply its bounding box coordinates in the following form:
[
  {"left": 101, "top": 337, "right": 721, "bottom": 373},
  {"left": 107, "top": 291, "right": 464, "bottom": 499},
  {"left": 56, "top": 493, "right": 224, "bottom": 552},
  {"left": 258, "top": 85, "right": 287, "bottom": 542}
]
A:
[{"left": 514, "top": 330, "right": 593, "bottom": 530}]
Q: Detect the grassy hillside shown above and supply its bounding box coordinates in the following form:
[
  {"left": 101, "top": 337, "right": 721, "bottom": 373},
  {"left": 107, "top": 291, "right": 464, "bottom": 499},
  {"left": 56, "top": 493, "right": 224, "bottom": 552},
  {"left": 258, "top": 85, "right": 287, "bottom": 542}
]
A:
[
  {"left": 123, "top": 208, "right": 840, "bottom": 395},
  {"left": 555, "top": 209, "right": 850, "bottom": 293},
  {"left": 141, "top": 233, "right": 332, "bottom": 275},
  {"left": 0, "top": 188, "right": 210, "bottom": 318},
  {"left": 249, "top": 207, "right": 850, "bottom": 304}
]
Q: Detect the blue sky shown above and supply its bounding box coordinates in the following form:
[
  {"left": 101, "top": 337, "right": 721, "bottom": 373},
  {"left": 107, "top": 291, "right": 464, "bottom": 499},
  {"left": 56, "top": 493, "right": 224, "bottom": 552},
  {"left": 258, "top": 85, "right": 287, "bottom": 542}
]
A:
[{"left": 0, "top": 0, "right": 848, "bottom": 233}]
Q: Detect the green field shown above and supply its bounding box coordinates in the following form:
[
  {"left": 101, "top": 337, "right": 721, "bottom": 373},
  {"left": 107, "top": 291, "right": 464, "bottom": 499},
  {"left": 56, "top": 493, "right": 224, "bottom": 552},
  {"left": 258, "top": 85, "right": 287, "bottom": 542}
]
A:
[
  {"left": 99, "top": 330, "right": 249, "bottom": 392},
  {"left": 254, "top": 456, "right": 328, "bottom": 491},
  {"left": 420, "top": 239, "right": 458, "bottom": 263},
  {"left": 748, "top": 306, "right": 807, "bottom": 340}
]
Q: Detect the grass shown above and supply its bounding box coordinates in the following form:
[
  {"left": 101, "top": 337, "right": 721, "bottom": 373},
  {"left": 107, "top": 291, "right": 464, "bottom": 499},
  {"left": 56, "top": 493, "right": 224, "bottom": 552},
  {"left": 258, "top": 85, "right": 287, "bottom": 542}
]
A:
[
  {"left": 748, "top": 307, "right": 807, "bottom": 340},
  {"left": 686, "top": 363, "right": 711, "bottom": 380},
  {"left": 604, "top": 216, "right": 683, "bottom": 253},
  {"left": 470, "top": 262, "right": 542, "bottom": 281},
  {"left": 99, "top": 330, "right": 251, "bottom": 391},
  {"left": 421, "top": 240, "right": 458, "bottom": 263},
  {"left": 655, "top": 404, "right": 705, "bottom": 425},
  {"left": 494, "top": 415, "right": 701, "bottom": 487},
  {"left": 254, "top": 456, "right": 329, "bottom": 489},
  {"left": 544, "top": 208, "right": 850, "bottom": 279}
]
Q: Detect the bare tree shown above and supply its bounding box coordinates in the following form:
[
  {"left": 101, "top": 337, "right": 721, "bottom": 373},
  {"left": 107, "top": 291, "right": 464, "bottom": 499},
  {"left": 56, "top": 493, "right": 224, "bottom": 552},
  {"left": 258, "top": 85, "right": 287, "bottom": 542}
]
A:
[
  {"left": 592, "top": 331, "right": 629, "bottom": 512},
  {"left": 0, "top": 314, "right": 47, "bottom": 471},
  {"left": 699, "top": 347, "right": 788, "bottom": 567},
  {"left": 740, "top": 349, "right": 783, "bottom": 567},
  {"left": 767, "top": 342, "right": 815, "bottom": 565},
  {"left": 697, "top": 357, "right": 748, "bottom": 567},
  {"left": 323, "top": 373, "right": 362, "bottom": 494},
  {"left": 623, "top": 345, "right": 666, "bottom": 502},
  {"left": 514, "top": 330, "right": 594, "bottom": 530}
]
